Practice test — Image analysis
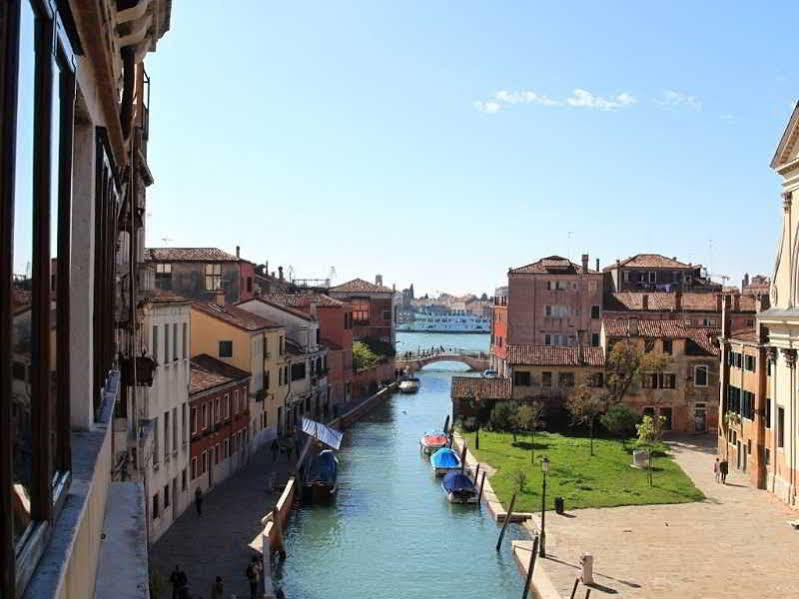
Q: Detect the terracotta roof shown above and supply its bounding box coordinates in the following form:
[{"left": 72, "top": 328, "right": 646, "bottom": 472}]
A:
[
  {"left": 192, "top": 301, "right": 281, "bottom": 332},
  {"left": 605, "top": 292, "right": 755, "bottom": 313},
  {"left": 506, "top": 345, "right": 605, "bottom": 367},
  {"left": 147, "top": 247, "right": 241, "bottom": 262},
  {"left": 240, "top": 297, "right": 316, "bottom": 321},
  {"left": 329, "top": 278, "right": 394, "bottom": 294},
  {"left": 190, "top": 354, "right": 249, "bottom": 395},
  {"left": 262, "top": 293, "right": 345, "bottom": 309},
  {"left": 729, "top": 329, "right": 758, "bottom": 343},
  {"left": 603, "top": 319, "right": 719, "bottom": 356},
  {"left": 687, "top": 328, "right": 720, "bottom": 356},
  {"left": 509, "top": 255, "right": 597, "bottom": 275},
  {"left": 451, "top": 376, "right": 512, "bottom": 400},
  {"left": 605, "top": 254, "right": 695, "bottom": 271},
  {"left": 149, "top": 289, "right": 191, "bottom": 304}
]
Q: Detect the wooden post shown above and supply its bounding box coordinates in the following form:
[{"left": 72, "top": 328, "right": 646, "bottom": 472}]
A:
[
  {"left": 496, "top": 492, "right": 517, "bottom": 551},
  {"left": 474, "top": 463, "right": 480, "bottom": 484},
  {"left": 521, "top": 535, "right": 540, "bottom": 599},
  {"left": 460, "top": 444, "right": 468, "bottom": 474},
  {"left": 443, "top": 414, "right": 450, "bottom": 434},
  {"left": 475, "top": 424, "right": 480, "bottom": 450},
  {"left": 569, "top": 578, "right": 580, "bottom": 599},
  {"left": 478, "top": 471, "right": 487, "bottom": 503},
  {"left": 584, "top": 589, "right": 591, "bottom": 599}
]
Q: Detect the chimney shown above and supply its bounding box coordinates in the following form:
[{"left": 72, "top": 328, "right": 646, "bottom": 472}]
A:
[
  {"left": 278, "top": 266, "right": 284, "bottom": 281},
  {"left": 642, "top": 294, "right": 649, "bottom": 310},
  {"left": 675, "top": 290, "right": 682, "bottom": 312},
  {"left": 236, "top": 245, "right": 240, "bottom": 258},
  {"left": 392, "top": 283, "right": 396, "bottom": 292},
  {"left": 581, "top": 254, "right": 589, "bottom": 272},
  {"left": 214, "top": 288, "right": 225, "bottom": 308},
  {"left": 721, "top": 294, "right": 731, "bottom": 338},
  {"left": 595, "top": 258, "right": 600, "bottom": 272},
  {"left": 742, "top": 273, "right": 749, "bottom": 289},
  {"left": 375, "top": 274, "right": 383, "bottom": 286}
]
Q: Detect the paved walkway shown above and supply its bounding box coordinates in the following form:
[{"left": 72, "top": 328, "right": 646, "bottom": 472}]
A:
[
  {"left": 520, "top": 434, "right": 799, "bottom": 599},
  {"left": 151, "top": 445, "right": 295, "bottom": 598}
]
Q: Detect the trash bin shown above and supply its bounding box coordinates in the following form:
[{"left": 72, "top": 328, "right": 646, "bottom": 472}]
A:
[{"left": 554, "top": 496, "right": 564, "bottom": 515}]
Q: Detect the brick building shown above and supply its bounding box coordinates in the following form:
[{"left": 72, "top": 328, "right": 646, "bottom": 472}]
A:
[
  {"left": 329, "top": 276, "right": 396, "bottom": 345},
  {"left": 188, "top": 355, "right": 250, "bottom": 496},
  {"left": 603, "top": 253, "right": 719, "bottom": 292},
  {"left": 147, "top": 246, "right": 256, "bottom": 305}
]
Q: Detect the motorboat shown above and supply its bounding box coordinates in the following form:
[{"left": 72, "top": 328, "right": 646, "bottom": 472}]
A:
[
  {"left": 430, "top": 447, "right": 461, "bottom": 477},
  {"left": 303, "top": 449, "right": 338, "bottom": 502},
  {"left": 441, "top": 471, "right": 478, "bottom": 504},
  {"left": 399, "top": 377, "right": 420, "bottom": 394},
  {"left": 420, "top": 432, "right": 448, "bottom": 454}
]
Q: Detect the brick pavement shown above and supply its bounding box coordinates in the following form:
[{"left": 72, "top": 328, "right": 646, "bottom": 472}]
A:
[
  {"left": 520, "top": 433, "right": 799, "bottom": 599},
  {"left": 151, "top": 444, "right": 295, "bottom": 599}
]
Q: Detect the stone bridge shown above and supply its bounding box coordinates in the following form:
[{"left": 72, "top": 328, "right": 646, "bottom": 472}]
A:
[{"left": 395, "top": 348, "right": 490, "bottom": 373}]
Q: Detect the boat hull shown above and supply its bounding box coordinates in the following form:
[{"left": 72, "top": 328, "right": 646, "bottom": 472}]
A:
[
  {"left": 302, "top": 482, "right": 336, "bottom": 503},
  {"left": 420, "top": 441, "right": 446, "bottom": 455},
  {"left": 433, "top": 466, "right": 460, "bottom": 477},
  {"left": 445, "top": 491, "right": 479, "bottom": 504},
  {"left": 399, "top": 381, "right": 420, "bottom": 394}
]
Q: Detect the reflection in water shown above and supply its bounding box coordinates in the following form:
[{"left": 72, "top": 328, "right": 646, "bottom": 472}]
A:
[{"left": 276, "top": 357, "right": 524, "bottom": 599}]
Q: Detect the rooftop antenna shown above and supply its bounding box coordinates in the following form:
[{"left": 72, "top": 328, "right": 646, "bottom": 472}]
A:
[
  {"left": 567, "top": 231, "right": 574, "bottom": 262},
  {"left": 708, "top": 239, "right": 713, "bottom": 276},
  {"left": 161, "top": 236, "right": 172, "bottom": 246},
  {"left": 327, "top": 266, "right": 337, "bottom": 286}
]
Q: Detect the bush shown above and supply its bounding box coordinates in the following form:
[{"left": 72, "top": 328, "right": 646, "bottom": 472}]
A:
[
  {"left": 352, "top": 341, "right": 380, "bottom": 370},
  {"left": 490, "top": 401, "right": 518, "bottom": 432},
  {"left": 458, "top": 416, "right": 479, "bottom": 432},
  {"left": 601, "top": 404, "right": 641, "bottom": 439}
]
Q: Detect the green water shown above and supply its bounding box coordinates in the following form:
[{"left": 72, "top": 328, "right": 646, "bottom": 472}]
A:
[{"left": 275, "top": 333, "right": 525, "bottom": 598}]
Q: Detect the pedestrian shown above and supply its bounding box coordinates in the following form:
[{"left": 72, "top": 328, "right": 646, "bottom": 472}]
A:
[
  {"left": 210, "top": 576, "right": 224, "bottom": 599},
  {"left": 720, "top": 459, "right": 729, "bottom": 484},
  {"left": 245, "top": 556, "right": 261, "bottom": 599},
  {"left": 270, "top": 438, "right": 279, "bottom": 462},
  {"left": 713, "top": 457, "right": 720, "bottom": 483},
  {"left": 169, "top": 565, "right": 185, "bottom": 599},
  {"left": 194, "top": 486, "right": 203, "bottom": 516}
]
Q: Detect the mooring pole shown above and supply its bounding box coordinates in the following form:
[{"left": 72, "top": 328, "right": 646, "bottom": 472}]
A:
[
  {"left": 478, "top": 471, "right": 487, "bottom": 503},
  {"left": 460, "top": 444, "right": 468, "bottom": 474},
  {"left": 521, "top": 535, "right": 540, "bottom": 599},
  {"left": 496, "top": 492, "right": 517, "bottom": 551},
  {"left": 569, "top": 578, "right": 580, "bottom": 599},
  {"left": 584, "top": 589, "right": 591, "bottom": 599},
  {"left": 443, "top": 414, "right": 450, "bottom": 434},
  {"left": 474, "top": 463, "right": 480, "bottom": 484}
]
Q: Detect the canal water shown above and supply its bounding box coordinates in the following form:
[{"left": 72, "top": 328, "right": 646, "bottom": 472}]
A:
[{"left": 275, "top": 333, "right": 525, "bottom": 598}]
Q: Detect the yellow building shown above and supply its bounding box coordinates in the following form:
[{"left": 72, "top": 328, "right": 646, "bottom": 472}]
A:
[{"left": 191, "top": 293, "right": 288, "bottom": 451}]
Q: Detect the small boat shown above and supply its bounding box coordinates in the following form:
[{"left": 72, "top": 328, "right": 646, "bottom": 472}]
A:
[
  {"left": 420, "top": 432, "right": 449, "bottom": 454},
  {"left": 441, "top": 471, "right": 478, "bottom": 504},
  {"left": 399, "top": 377, "right": 421, "bottom": 394},
  {"left": 303, "top": 449, "right": 338, "bottom": 502},
  {"left": 430, "top": 447, "right": 461, "bottom": 477}
]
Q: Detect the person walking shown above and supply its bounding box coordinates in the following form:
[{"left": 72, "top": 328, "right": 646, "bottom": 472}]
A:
[
  {"left": 270, "top": 438, "right": 279, "bottom": 462},
  {"left": 720, "top": 459, "right": 729, "bottom": 484},
  {"left": 714, "top": 457, "right": 720, "bottom": 483},
  {"left": 169, "top": 565, "right": 186, "bottom": 599},
  {"left": 245, "top": 556, "right": 261, "bottom": 599},
  {"left": 210, "top": 576, "right": 224, "bottom": 599},
  {"left": 194, "top": 486, "right": 203, "bottom": 516}
]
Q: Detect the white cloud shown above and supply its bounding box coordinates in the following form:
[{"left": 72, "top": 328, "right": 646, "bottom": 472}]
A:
[
  {"left": 655, "top": 90, "right": 702, "bottom": 111},
  {"left": 474, "top": 100, "right": 502, "bottom": 114},
  {"left": 566, "top": 89, "right": 637, "bottom": 110},
  {"left": 494, "top": 90, "right": 560, "bottom": 106}
]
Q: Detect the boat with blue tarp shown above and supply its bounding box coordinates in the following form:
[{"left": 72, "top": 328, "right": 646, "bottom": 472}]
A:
[
  {"left": 430, "top": 447, "right": 461, "bottom": 476},
  {"left": 304, "top": 449, "right": 339, "bottom": 502},
  {"left": 441, "top": 471, "right": 478, "bottom": 504}
]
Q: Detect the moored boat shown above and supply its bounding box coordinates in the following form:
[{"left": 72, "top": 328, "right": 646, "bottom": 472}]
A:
[
  {"left": 441, "top": 471, "right": 478, "bottom": 504},
  {"left": 399, "top": 377, "right": 420, "bottom": 394},
  {"left": 430, "top": 447, "right": 461, "bottom": 477},
  {"left": 303, "top": 449, "right": 338, "bottom": 502},
  {"left": 420, "top": 432, "right": 448, "bottom": 454}
]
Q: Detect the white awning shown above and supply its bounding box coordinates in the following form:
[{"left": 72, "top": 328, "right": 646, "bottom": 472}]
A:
[{"left": 302, "top": 417, "right": 343, "bottom": 451}]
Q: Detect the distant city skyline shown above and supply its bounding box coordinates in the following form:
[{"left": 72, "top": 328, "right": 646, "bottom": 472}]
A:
[{"left": 144, "top": 1, "right": 796, "bottom": 297}]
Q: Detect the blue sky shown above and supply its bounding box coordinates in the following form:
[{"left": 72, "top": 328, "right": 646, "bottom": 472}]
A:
[{"left": 144, "top": 1, "right": 798, "bottom": 296}]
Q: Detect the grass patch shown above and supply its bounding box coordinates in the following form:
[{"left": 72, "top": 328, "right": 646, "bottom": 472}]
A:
[{"left": 464, "top": 431, "right": 703, "bottom": 512}]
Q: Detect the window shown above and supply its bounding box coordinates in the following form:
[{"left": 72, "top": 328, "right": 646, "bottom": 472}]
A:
[
  {"left": 266, "top": 370, "right": 271, "bottom": 390},
  {"left": 694, "top": 365, "right": 708, "bottom": 387},
  {"left": 164, "top": 411, "right": 170, "bottom": 460},
  {"left": 153, "top": 417, "right": 160, "bottom": 465},
  {"left": 591, "top": 305, "right": 600, "bottom": 319},
  {"left": 247, "top": 277, "right": 252, "bottom": 293},
  {"left": 765, "top": 398, "right": 771, "bottom": 429},
  {"left": 152, "top": 493, "right": 159, "bottom": 519},
  {"left": 153, "top": 325, "right": 159, "bottom": 361},
  {"left": 164, "top": 484, "right": 170, "bottom": 509},
  {"left": 591, "top": 333, "right": 600, "bottom": 347},
  {"left": 205, "top": 263, "right": 222, "bottom": 290},
  {"left": 642, "top": 373, "right": 658, "bottom": 388},
  {"left": 202, "top": 450, "right": 208, "bottom": 474},
  {"left": 659, "top": 407, "right": 673, "bottom": 430},
  {"left": 173, "top": 323, "right": 178, "bottom": 361},
  {"left": 542, "top": 372, "right": 552, "bottom": 387},
  {"left": 663, "top": 339, "right": 673, "bottom": 355},
  {"left": 514, "top": 371, "right": 531, "bottom": 386},
  {"left": 224, "top": 439, "right": 230, "bottom": 458},
  {"left": 588, "top": 372, "right": 604, "bottom": 388},
  {"left": 777, "top": 407, "right": 785, "bottom": 448},
  {"left": 726, "top": 385, "right": 741, "bottom": 414},
  {"left": 219, "top": 340, "right": 233, "bottom": 358},
  {"left": 182, "top": 403, "right": 187, "bottom": 445},
  {"left": 182, "top": 469, "right": 187, "bottom": 491},
  {"left": 233, "top": 390, "right": 238, "bottom": 415},
  {"left": 214, "top": 399, "right": 220, "bottom": 424},
  {"left": 215, "top": 444, "right": 220, "bottom": 465},
  {"left": 744, "top": 355, "right": 755, "bottom": 372},
  {"left": 202, "top": 404, "right": 208, "bottom": 429},
  {"left": 164, "top": 324, "right": 169, "bottom": 365},
  {"left": 182, "top": 322, "right": 187, "bottom": 359},
  {"left": 224, "top": 394, "right": 230, "bottom": 419},
  {"left": 765, "top": 448, "right": 770, "bottom": 465},
  {"left": 191, "top": 407, "right": 198, "bottom": 435},
  {"left": 735, "top": 353, "right": 742, "bottom": 369},
  {"left": 292, "top": 362, "right": 307, "bottom": 381},
  {"left": 558, "top": 372, "right": 575, "bottom": 387},
  {"left": 659, "top": 373, "right": 676, "bottom": 389},
  {"left": 352, "top": 298, "right": 370, "bottom": 324},
  {"left": 741, "top": 391, "right": 754, "bottom": 420},
  {"left": 155, "top": 263, "right": 172, "bottom": 287},
  {"left": 382, "top": 309, "right": 391, "bottom": 321},
  {"left": 191, "top": 457, "right": 198, "bottom": 480},
  {"left": 544, "top": 334, "right": 551, "bottom": 346}
]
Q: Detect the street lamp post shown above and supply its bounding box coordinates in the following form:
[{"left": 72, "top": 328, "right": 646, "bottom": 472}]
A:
[{"left": 539, "top": 456, "right": 549, "bottom": 557}]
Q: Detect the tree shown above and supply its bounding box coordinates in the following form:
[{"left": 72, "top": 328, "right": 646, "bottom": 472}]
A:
[
  {"left": 636, "top": 414, "right": 666, "bottom": 486},
  {"left": 605, "top": 341, "right": 671, "bottom": 406},
  {"left": 490, "top": 401, "right": 518, "bottom": 434},
  {"left": 512, "top": 401, "right": 546, "bottom": 463},
  {"left": 480, "top": 292, "right": 488, "bottom": 301},
  {"left": 511, "top": 468, "right": 528, "bottom": 494},
  {"left": 600, "top": 404, "right": 640, "bottom": 448},
  {"left": 566, "top": 383, "right": 607, "bottom": 456},
  {"left": 352, "top": 341, "right": 380, "bottom": 370}
]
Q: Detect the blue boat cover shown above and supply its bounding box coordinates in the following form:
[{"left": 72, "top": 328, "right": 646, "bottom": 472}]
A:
[
  {"left": 442, "top": 472, "right": 475, "bottom": 493},
  {"left": 430, "top": 447, "right": 460, "bottom": 468},
  {"left": 308, "top": 449, "right": 338, "bottom": 484}
]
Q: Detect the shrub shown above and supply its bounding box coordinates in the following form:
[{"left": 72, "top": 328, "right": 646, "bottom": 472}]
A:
[
  {"left": 352, "top": 341, "right": 380, "bottom": 370},
  {"left": 490, "top": 401, "right": 518, "bottom": 432}
]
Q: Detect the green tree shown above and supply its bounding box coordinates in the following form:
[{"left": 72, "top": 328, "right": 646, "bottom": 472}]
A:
[
  {"left": 490, "top": 401, "right": 518, "bottom": 433},
  {"left": 566, "top": 383, "right": 606, "bottom": 456},
  {"left": 601, "top": 404, "right": 641, "bottom": 448},
  {"left": 605, "top": 340, "right": 671, "bottom": 405},
  {"left": 636, "top": 414, "right": 667, "bottom": 486},
  {"left": 352, "top": 341, "right": 380, "bottom": 370},
  {"left": 512, "top": 401, "right": 546, "bottom": 463}
]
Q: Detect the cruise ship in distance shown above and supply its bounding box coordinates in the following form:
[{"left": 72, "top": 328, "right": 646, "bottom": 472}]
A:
[{"left": 398, "top": 311, "right": 490, "bottom": 333}]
